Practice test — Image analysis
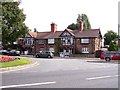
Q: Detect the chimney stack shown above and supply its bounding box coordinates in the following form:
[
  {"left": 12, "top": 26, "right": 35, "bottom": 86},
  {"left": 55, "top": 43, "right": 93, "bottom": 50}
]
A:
[
  {"left": 79, "top": 20, "right": 83, "bottom": 32},
  {"left": 51, "top": 23, "right": 57, "bottom": 32}
]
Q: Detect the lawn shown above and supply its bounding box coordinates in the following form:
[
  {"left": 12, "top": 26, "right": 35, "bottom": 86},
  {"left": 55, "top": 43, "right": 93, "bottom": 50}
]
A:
[{"left": 0, "top": 58, "right": 32, "bottom": 68}]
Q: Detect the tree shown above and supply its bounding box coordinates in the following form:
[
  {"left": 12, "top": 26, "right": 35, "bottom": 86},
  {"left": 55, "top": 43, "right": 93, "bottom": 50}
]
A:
[
  {"left": 2, "top": 2, "right": 29, "bottom": 48},
  {"left": 81, "top": 14, "right": 91, "bottom": 30},
  {"left": 67, "top": 23, "right": 78, "bottom": 30},
  {"left": 108, "top": 41, "right": 118, "bottom": 51},
  {"left": 104, "top": 30, "right": 118, "bottom": 46},
  {"left": 67, "top": 14, "right": 91, "bottom": 30}
]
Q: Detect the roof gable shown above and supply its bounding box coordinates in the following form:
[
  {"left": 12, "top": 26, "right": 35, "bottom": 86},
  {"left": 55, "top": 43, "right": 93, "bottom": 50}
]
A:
[
  {"left": 28, "top": 32, "right": 37, "bottom": 38},
  {"left": 60, "top": 29, "right": 75, "bottom": 37}
]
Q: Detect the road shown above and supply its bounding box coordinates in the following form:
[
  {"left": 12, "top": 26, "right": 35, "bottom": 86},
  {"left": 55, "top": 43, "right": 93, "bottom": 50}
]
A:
[{"left": 0, "top": 57, "right": 119, "bottom": 89}]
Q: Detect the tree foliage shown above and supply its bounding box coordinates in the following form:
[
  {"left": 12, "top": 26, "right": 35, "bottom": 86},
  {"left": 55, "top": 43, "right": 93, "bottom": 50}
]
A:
[
  {"left": 67, "top": 23, "right": 78, "bottom": 30},
  {"left": 2, "top": 2, "right": 29, "bottom": 48},
  {"left": 67, "top": 14, "right": 91, "bottom": 30},
  {"left": 108, "top": 41, "right": 118, "bottom": 51},
  {"left": 104, "top": 30, "right": 118, "bottom": 46}
]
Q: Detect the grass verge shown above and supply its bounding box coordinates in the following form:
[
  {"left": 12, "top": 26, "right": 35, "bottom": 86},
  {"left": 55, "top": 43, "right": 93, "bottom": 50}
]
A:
[{"left": 0, "top": 58, "right": 32, "bottom": 68}]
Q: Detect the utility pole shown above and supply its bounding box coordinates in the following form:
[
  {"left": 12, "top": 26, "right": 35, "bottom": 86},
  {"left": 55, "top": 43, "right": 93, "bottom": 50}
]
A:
[{"left": 118, "top": 24, "right": 120, "bottom": 51}]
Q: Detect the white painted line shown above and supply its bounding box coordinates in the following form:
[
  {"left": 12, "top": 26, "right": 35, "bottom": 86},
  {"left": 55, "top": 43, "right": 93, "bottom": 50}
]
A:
[
  {"left": 0, "top": 81, "right": 56, "bottom": 88},
  {"left": 86, "top": 75, "right": 120, "bottom": 80}
]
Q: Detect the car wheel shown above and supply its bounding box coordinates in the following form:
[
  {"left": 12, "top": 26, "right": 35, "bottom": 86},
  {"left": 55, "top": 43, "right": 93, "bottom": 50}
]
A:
[
  {"left": 36, "top": 55, "right": 39, "bottom": 58},
  {"left": 48, "top": 55, "right": 51, "bottom": 58},
  {"left": 105, "top": 57, "right": 111, "bottom": 62}
]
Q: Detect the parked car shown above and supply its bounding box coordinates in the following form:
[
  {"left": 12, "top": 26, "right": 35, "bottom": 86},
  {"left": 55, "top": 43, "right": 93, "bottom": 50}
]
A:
[
  {"left": 35, "top": 51, "right": 54, "bottom": 58},
  {"left": 100, "top": 51, "right": 120, "bottom": 61},
  {"left": 9, "top": 50, "right": 20, "bottom": 56},
  {"left": 0, "top": 50, "right": 9, "bottom": 55}
]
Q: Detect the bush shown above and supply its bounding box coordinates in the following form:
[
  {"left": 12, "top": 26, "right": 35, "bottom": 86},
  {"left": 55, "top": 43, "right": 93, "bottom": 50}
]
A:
[
  {"left": 0, "top": 55, "right": 16, "bottom": 63},
  {"left": 94, "top": 50, "right": 103, "bottom": 58}
]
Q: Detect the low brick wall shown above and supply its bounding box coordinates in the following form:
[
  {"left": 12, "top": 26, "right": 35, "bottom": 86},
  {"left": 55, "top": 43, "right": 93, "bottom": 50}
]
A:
[{"left": 70, "top": 54, "right": 95, "bottom": 58}]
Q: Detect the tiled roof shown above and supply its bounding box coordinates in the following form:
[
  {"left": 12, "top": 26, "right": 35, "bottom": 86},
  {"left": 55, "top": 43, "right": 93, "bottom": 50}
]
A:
[
  {"left": 36, "top": 32, "right": 51, "bottom": 39},
  {"left": 29, "top": 31, "right": 37, "bottom": 38},
  {"left": 28, "top": 29, "right": 102, "bottom": 39},
  {"left": 43, "top": 31, "right": 63, "bottom": 39},
  {"left": 74, "top": 29, "right": 101, "bottom": 38}
]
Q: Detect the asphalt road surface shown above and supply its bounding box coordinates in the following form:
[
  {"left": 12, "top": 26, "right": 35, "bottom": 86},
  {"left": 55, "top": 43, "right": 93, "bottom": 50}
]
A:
[{"left": 0, "top": 57, "right": 119, "bottom": 89}]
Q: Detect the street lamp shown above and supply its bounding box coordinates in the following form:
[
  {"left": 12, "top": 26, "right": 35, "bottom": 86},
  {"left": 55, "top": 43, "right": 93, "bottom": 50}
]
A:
[{"left": 118, "top": 24, "right": 120, "bottom": 51}]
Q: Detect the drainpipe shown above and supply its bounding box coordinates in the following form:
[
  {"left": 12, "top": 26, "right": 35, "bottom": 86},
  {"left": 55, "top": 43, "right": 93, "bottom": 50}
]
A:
[{"left": 34, "top": 39, "right": 36, "bottom": 57}]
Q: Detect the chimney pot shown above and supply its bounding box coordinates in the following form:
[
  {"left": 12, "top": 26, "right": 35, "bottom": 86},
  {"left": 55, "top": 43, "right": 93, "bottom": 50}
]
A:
[
  {"left": 51, "top": 23, "right": 57, "bottom": 32},
  {"left": 79, "top": 20, "right": 83, "bottom": 32}
]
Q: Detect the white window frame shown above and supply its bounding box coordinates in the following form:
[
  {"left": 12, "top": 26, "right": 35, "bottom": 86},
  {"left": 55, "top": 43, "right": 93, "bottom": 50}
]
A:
[
  {"left": 81, "top": 38, "right": 89, "bottom": 44},
  {"left": 82, "top": 48, "right": 89, "bottom": 53},
  {"left": 49, "top": 48, "right": 54, "bottom": 52},
  {"left": 61, "top": 37, "right": 73, "bottom": 45},
  {"left": 48, "top": 39, "right": 54, "bottom": 44},
  {"left": 25, "top": 38, "right": 33, "bottom": 45}
]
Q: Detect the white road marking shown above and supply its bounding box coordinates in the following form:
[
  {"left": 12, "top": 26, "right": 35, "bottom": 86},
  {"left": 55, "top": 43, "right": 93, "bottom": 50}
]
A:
[
  {"left": 0, "top": 81, "right": 56, "bottom": 88},
  {"left": 86, "top": 75, "right": 120, "bottom": 80}
]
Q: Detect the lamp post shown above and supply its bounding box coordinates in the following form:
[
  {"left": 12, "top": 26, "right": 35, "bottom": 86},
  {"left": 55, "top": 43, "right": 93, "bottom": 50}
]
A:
[{"left": 118, "top": 24, "right": 120, "bottom": 51}]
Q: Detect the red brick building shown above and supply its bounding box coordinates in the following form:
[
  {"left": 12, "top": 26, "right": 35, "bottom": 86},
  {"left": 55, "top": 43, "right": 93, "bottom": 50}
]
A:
[{"left": 19, "top": 22, "right": 102, "bottom": 55}]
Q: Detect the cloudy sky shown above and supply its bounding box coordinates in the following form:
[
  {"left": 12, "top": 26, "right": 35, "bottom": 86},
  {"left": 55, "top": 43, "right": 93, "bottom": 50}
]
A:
[{"left": 19, "top": 0, "right": 119, "bottom": 36}]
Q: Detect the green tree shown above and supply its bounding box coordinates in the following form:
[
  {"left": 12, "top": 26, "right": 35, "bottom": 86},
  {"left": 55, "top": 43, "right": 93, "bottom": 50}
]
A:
[
  {"left": 67, "top": 23, "right": 78, "bottom": 30},
  {"left": 55, "top": 39, "right": 61, "bottom": 56},
  {"left": 104, "top": 30, "right": 118, "bottom": 46},
  {"left": 108, "top": 41, "right": 118, "bottom": 51},
  {"left": 81, "top": 14, "right": 91, "bottom": 30},
  {"left": 2, "top": 2, "right": 29, "bottom": 48},
  {"left": 67, "top": 14, "right": 91, "bottom": 30}
]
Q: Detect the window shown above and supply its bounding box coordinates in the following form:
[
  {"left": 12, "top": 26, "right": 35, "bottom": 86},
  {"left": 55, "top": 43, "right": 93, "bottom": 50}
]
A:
[
  {"left": 49, "top": 48, "right": 54, "bottom": 52},
  {"left": 40, "top": 48, "right": 45, "bottom": 52},
  {"left": 81, "top": 38, "right": 89, "bottom": 44},
  {"left": 61, "top": 37, "right": 73, "bottom": 45},
  {"left": 48, "top": 39, "right": 54, "bottom": 44},
  {"left": 39, "top": 40, "right": 45, "bottom": 44},
  {"left": 25, "top": 38, "right": 33, "bottom": 45},
  {"left": 82, "top": 48, "right": 89, "bottom": 53}
]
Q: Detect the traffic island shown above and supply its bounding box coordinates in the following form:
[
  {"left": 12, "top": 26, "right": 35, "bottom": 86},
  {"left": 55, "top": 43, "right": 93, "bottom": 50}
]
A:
[
  {"left": 0, "top": 57, "right": 38, "bottom": 73},
  {"left": 0, "top": 58, "right": 32, "bottom": 68}
]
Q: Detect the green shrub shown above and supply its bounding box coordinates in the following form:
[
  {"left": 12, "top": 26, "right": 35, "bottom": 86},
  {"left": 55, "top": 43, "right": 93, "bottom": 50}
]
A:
[{"left": 94, "top": 50, "right": 103, "bottom": 58}]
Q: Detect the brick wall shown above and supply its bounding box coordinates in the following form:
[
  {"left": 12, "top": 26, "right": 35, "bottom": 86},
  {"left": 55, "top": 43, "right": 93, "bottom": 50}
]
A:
[
  {"left": 95, "top": 37, "right": 101, "bottom": 51},
  {"left": 75, "top": 38, "right": 98, "bottom": 54}
]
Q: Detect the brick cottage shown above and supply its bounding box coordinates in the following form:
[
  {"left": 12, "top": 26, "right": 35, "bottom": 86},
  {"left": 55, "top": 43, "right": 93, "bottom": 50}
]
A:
[{"left": 19, "top": 21, "right": 102, "bottom": 55}]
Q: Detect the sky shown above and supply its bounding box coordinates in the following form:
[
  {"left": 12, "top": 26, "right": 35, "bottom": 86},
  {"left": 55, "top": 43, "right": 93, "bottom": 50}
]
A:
[{"left": 19, "top": 0, "right": 119, "bottom": 36}]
